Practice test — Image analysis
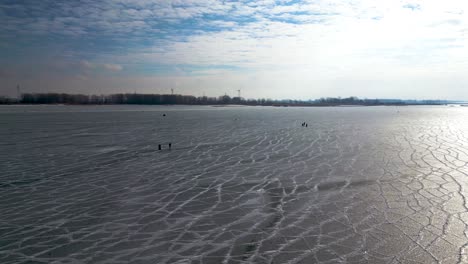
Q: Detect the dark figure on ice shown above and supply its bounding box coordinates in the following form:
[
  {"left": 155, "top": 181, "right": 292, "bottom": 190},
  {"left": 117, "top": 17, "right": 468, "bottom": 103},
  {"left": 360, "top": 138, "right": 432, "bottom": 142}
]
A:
[
  {"left": 169, "top": 143, "right": 172, "bottom": 149},
  {"left": 158, "top": 144, "right": 162, "bottom": 150}
]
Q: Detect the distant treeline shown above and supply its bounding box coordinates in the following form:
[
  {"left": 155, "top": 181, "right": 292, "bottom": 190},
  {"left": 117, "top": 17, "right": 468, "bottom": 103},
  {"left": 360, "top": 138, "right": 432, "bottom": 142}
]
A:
[{"left": 0, "top": 93, "right": 448, "bottom": 106}]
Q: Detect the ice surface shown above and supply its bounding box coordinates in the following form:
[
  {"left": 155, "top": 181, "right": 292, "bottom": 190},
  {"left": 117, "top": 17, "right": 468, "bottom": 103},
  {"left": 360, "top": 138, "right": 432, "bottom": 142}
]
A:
[{"left": 1, "top": 105, "right": 468, "bottom": 263}]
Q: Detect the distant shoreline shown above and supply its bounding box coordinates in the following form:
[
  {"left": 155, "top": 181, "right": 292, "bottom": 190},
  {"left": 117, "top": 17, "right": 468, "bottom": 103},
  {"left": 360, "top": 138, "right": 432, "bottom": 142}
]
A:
[
  {"left": 0, "top": 103, "right": 456, "bottom": 107},
  {"left": 0, "top": 92, "right": 459, "bottom": 107}
]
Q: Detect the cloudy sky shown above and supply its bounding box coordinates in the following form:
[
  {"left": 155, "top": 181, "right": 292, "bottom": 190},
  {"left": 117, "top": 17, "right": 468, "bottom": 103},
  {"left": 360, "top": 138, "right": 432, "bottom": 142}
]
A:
[{"left": 1, "top": 0, "right": 468, "bottom": 100}]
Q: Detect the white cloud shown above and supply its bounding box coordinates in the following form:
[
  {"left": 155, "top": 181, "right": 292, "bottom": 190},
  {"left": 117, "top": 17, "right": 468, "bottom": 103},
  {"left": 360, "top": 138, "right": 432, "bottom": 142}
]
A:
[
  {"left": 79, "top": 60, "right": 123, "bottom": 73},
  {"left": 80, "top": 60, "right": 95, "bottom": 69},
  {"left": 103, "top": 64, "right": 123, "bottom": 71},
  {"left": 126, "top": 0, "right": 468, "bottom": 75}
]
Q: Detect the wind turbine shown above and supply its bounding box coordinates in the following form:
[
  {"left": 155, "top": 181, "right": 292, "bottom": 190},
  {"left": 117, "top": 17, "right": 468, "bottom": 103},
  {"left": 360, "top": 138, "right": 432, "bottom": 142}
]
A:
[{"left": 16, "top": 85, "right": 20, "bottom": 98}]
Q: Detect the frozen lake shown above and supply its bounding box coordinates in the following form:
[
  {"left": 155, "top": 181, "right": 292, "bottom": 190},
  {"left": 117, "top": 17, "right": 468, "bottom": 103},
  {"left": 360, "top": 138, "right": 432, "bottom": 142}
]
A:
[{"left": 1, "top": 105, "right": 468, "bottom": 263}]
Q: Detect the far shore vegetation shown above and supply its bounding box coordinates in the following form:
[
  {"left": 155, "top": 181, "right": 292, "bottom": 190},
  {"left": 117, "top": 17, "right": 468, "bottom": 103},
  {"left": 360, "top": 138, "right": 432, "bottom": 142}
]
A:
[{"left": 0, "top": 92, "right": 455, "bottom": 106}]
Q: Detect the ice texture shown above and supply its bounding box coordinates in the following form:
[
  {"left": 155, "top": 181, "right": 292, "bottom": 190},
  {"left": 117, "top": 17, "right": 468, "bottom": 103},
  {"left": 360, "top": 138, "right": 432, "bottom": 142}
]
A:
[{"left": 1, "top": 105, "right": 468, "bottom": 264}]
